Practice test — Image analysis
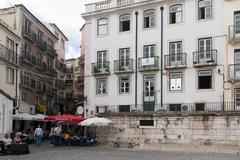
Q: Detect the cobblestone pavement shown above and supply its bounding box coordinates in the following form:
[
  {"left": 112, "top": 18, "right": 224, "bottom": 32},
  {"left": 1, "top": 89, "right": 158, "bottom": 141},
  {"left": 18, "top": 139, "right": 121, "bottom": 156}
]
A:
[{"left": 2, "top": 143, "right": 240, "bottom": 160}]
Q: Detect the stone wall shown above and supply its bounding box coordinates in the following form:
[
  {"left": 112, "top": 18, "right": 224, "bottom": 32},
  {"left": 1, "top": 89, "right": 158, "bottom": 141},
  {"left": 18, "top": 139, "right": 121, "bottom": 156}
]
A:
[{"left": 97, "top": 114, "right": 240, "bottom": 148}]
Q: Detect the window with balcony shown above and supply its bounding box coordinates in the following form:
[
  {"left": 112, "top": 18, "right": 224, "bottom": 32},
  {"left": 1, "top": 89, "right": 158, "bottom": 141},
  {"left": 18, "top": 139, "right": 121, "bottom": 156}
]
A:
[
  {"left": 119, "top": 76, "right": 130, "bottom": 94},
  {"left": 198, "top": 0, "right": 212, "bottom": 20},
  {"left": 97, "top": 18, "right": 108, "bottom": 35},
  {"left": 198, "top": 70, "right": 212, "bottom": 89},
  {"left": 37, "top": 30, "right": 43, "bottom": 41},
  {"left": 6, "top": 38, "right": 14, "bottom": 52},
  {"left": 119, "top": 14, "right": 130, "bottom": 32},
  {"left": 24, "top": 18, "right": 31, "bottom": 34},
  {"left": 144, "top": 45, "right": 155, "bottom": 57},
  {"left": 144, "top": 10, "right": 155, "bottom": 28},
  {"left": 24, "top": 43, "right": 31, "bottom": 61},
  {"left": 6, "top": 67, "right": 14, "bottom": 84},
  {"left": 119, "top": 48, "right": 130, "bottom": 68},
  {"left": 169, "top": 41, "right": 182, "bottom": 64},
  {"left": 96, "top": 78, "right": 107, "bottom": 95},
  {"left": 169, "top": 72, "right": 182, "bottom": 91},
  {"left": 169, "top": 4, "right": 182, "bottom": 24}
]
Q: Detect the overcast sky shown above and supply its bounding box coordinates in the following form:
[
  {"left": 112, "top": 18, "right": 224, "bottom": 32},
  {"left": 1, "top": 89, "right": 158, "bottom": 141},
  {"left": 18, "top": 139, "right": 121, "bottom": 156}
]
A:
[{"left": 0, "top": 0, "right": 101, "bottom": 59}]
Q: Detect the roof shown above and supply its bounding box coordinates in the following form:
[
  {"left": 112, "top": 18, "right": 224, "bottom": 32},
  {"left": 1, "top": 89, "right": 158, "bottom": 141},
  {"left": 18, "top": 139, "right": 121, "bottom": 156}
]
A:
[
  {"left": 49, "top": 23, "right": 68, "bottom": 41},
  {"left": 1, "top": 4, "right": 59, "bottom": 40},
  {"left": 0, "top": 89, "right": 14, "bottom": 101}
]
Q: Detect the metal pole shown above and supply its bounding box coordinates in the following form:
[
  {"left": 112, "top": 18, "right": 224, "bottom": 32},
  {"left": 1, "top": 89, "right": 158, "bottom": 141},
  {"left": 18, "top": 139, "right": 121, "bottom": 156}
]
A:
[
  {"left": 135, "top": 11, "right": 139, "bottom": 109},
  {"left": 15, "top": 43, "right": 19, "bottom": 114},
  {"left": 160, "top": 7, "right": 164, "bottom": 107}
]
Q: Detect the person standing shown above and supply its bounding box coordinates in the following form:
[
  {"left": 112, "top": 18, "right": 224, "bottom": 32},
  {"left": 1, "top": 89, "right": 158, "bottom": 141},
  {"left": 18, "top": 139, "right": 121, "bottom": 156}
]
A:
[
  {"left": 54, "top": 125, "right": 62, "bottom": 146},
  {"left": 34, "top": 125, "right": 43, "bottom": 146},
  {"left": 49, "top": 127, "right": 55, "bottom": 146}
]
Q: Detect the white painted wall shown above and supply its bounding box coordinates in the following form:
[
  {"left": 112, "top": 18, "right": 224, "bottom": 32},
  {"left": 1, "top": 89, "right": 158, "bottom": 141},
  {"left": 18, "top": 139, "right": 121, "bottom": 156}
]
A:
[{"left": 83, "top": 0, "right": 226, "bottom": 117}]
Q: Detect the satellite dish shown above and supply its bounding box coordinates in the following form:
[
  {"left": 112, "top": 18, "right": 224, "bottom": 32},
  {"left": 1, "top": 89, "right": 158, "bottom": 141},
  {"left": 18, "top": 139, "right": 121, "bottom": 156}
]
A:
[{"left": 77, "top": 106, "right": 84, "bottom": 115}]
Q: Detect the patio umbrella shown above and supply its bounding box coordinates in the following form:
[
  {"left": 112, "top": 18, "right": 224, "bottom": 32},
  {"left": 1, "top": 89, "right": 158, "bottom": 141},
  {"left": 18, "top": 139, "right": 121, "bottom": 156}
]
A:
[
  {"left": 79, "top": 117, "right": 113, "bottom": 126},
  {"left": 44, "top": 114, "right": 85, "bottom": 123}
]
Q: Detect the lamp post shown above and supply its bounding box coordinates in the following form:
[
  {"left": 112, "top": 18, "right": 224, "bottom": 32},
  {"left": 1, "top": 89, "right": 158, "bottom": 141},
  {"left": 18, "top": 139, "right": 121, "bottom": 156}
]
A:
[{"left": 1, "top": 98, "right": 6, "bottom": 134}]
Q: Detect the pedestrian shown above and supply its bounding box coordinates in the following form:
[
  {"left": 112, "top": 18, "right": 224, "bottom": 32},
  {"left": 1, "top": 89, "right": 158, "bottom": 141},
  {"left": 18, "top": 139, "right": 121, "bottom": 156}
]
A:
[
  {"left": 54, "top": 125, "right": 62, "bottom": 146},
  {"left": 34, "top": 125, "right": 43, "bottom": 146},
  {"left": 49, "top": 127, "right": 55, "bottom": 146}
]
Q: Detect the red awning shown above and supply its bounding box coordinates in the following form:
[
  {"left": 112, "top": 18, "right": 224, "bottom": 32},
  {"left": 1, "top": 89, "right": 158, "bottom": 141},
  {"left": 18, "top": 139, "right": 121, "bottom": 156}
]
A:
[{"left": 44, "top": 114, "right": 85, "bottom": 122}]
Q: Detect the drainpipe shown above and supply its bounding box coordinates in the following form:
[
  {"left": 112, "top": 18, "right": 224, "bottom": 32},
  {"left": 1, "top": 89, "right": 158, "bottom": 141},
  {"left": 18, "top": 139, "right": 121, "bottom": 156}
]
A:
[
  {"left": 14, "top": 43, "right": 19, "bottom": 114},
  {"left": 135, "top": 11, "right": 139, "bottom": 110},
  {"left": 160, "top": 7, "right": 164, "bottom": 107}
]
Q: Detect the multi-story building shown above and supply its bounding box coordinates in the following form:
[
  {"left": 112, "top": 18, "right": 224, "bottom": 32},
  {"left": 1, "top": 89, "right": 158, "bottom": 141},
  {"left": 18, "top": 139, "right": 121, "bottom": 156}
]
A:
[
  {"left": 0, "top": 5, "right": 66, "bottom": 121},
  {"left": 82, "top": 0, "right": 229, "bottom": 117},
  {"left": 64, "top": 58, "right": 81, "bottom": 114},
  {"left": 0, "top": 19, "right": 21, "bottom": 133},
  {"left": 225, "top": 1, "right": 240, "bottom": 109},
  {"left": 48, "top": 23, "right": 68, "bottom": 114}
]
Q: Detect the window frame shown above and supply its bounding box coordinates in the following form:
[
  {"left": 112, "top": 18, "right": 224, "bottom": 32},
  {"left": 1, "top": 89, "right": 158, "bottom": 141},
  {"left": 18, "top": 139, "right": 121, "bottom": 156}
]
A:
[
  {"left": 119, "top": 76, "right": 130, "bottom": 94},
  {"left": 169, "top": 4, "right": 183, "bottom": 24},
  {"left": 96, "top": 78, "right": 107, "bottom": 95},
  {"left": 144, "top": 9, "right": 156, "bottom": 28},
  {"left": 169, "top": 72, "right": 182, "bottom": 91},
  {"left": 6, "top": 66, "right": 14, "bottom": 84},
  {"left": 143, "top": 44, "right": 155, "bottom": 58},
  {"left": 119, "top": 14, "right": 131, "bottom": 32},
  {"left": 198, "top": 70, "right": 212, "bottom": 90},
  {"left": 198, "top": 0, "right": 212, "bottom": 20},
  {"left": 97, "top": 18, "right": 108, "bottom": 36}
]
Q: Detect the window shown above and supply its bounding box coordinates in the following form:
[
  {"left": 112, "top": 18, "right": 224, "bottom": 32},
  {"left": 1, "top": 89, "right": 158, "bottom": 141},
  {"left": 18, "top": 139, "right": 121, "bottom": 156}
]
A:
[
  {"left": 198, "top": 70, "right": 212, "bottom": 89},
  {"left": 22, "top": 92, "right": 28, "bottom": 102},
  {"left": 61, "top": 39, "right": 65, "bottom": 49},
  {"left": 6, "top": 38, "right": 15, "bottom": 62},
  {"left": 97, "top": 18, "right": 108, "bottom": 35},
  {"left": 48, "top": 38, "right": 53, "bottom": 48},
  {"left": 119, "top": 76, "right": 130, "bottom": 94},
  {"left": 198, "top": 0, "right": 212, "bottom": 20},
  {"left": 6, "top": 67, "right": 14, "bottom": 84},
  {"left": 97, "top": 51, "right": 107, "bottom": 68},
  {"left": 169, "top": 104, "right": 182, "bottom": 111},
  {"left": 195, "top": 103, "right": 205, "bottom": 111},
  {"left": 119, "top": 105, "right": 130, "bottom": 112},
  {"left": 143, "top": 45, "right": 155, "bottom": 57},
  {"left": 235, "top": 89, "right": 240, "bottom": 110},
  {"left": 37, "top": 30, "right": 43, "bottom": 41},
  {"left": 169, "top": 72, "right": 182, "bottom": 91},
  {"left": 96, "top": 78, "right": 107, "bottom": 95},
  {"left": 119, "top": 14, "right": 130, "bottom": 32},
  {"left": 75, "top": 66, "right": 80, "bottom": 72},
  {"left": 169, "top": 41, "right": 182, "bottom": 63},
  {"left": 24, "top": 18, "right": 31, "bottom": 33},
  {"left": 169, "top": 4, "right": 182, "bottom": 24},
  {"left": 144, "top": 10, "right": 155, "bottom": 28},
  {"left": 119, "top": 48, "right": 130, "bottom": 68},
  {"left": 235, "top": 49, "right": 240, "bottom": 73},
  {"left": 24, "top": 43, "right": 31, "bottom": 61},
  {"left": 66, "top": 75, "right": 72, "bottom": 79},
  {"left": 55, "top": 32, "right": 59, "bottom": 38},
  {"left": 140, "top": 120, "right": 154, "bottom": 126}
]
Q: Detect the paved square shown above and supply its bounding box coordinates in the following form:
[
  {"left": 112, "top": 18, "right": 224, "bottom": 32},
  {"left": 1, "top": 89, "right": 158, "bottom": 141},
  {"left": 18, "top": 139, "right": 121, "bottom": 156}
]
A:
[{"left": 1, "top": 143, "right": 240, "bottom": 160}]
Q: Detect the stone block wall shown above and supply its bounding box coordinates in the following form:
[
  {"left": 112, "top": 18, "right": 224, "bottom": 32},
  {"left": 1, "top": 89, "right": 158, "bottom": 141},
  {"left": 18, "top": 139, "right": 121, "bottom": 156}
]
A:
[{"left": 97, "top": 115, "right": 240, "bottom": 148}]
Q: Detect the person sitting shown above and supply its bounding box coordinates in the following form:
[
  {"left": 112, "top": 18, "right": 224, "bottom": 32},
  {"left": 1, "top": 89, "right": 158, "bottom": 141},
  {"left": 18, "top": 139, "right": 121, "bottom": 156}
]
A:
[
  {"left": 14, "top": 134, "right": 22, "bottom": 143},
  {"left": 3, "top": 134, "right": 12, "bottom": 146}
]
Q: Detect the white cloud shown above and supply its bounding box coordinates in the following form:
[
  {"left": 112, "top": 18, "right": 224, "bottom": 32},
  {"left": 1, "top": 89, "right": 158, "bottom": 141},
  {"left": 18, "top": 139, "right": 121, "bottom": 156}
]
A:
[{"left": 0, "top": 0, "right": 101, "bottom": 59}]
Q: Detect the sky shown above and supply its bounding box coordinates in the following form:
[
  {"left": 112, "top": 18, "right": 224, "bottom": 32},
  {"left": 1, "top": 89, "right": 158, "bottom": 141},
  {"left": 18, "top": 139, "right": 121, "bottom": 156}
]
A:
[{"left": 0, "top": 0, "right": 101, "bottom": 59}]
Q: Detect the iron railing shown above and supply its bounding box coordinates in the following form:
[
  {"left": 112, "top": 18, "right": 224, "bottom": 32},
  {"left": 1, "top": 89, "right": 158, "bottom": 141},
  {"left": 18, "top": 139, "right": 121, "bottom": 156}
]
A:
[
  {"left": 114, "top": 59, "right": 134, "bottom": 73},
  {"left": 0, "top": 44, "right": 20, "bottom": 65},
  {"left": 92, "top": 61, "right": 110, "bottom": 75},
  {"left": 138, "top": 56, "right": 159, "bottom": 71},
  {"left": 164, "top": 53, "right": 187, "bottom": 69},
  {"left": 36, "top": 39, "right": 47, "bottom": 51},
  {"left": 47, "top": 45, "right": 56, "bottom": 56},
  {"left": 22, "top": 26, "right": 37, "bottom": 43},
  {"left": 229, "top": 25, "right": 240, "bottom": 43},
  {"left": 193, "top": 50, "right": 217, "bottom": 67}
]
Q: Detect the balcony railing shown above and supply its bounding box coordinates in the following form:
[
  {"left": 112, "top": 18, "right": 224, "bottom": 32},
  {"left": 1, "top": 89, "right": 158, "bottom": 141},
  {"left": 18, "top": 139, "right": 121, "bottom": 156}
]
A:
[
  {"left": 92, "top": 61, "right": 110, "bottom": 76},
  {"left": 36, "top": 58, "right": 43, "bottom": 70},
  {"left": 229, "top": 25, "right": 240, "bottom": 44},
  {"left": 114, "top": 59, "right": 134, "bottom": 74},
  {"left": 47, "top": 45, "right": 56, "bottom": 56},
  {"left": 193, "top": 50, "right": 217, "bottom": 67},
  {"left": 0, "top": 44, "right": 20, "bottom": 66},
  {"left": 22, "top": 26, "right": 37, "bottom": 43},
  {"left": 117, "top": 0, "right": 133, "bottom": 6},
  {"left": 66, "top": 93, "right": 73, "bottom": 99},
  {"left": 229, "top": 63, "right": 240, "bottom": 80},
  {"left": 164, "top": 53, "right": 187, "bottom": 69},
  {"left": 65, "top": 79, "right": 73, "bottom": 85},
  {"left": 36, "top": 39, "right": 47, "bottom": 51},
  {"left": 138, "top": 56, "right": 159, "bottom": 71},
  {"left": 95, "top": 0, "right": 111, "bottom": 10},
  {"left": 21, "top": 76, "right": 35, "bottom": 90},
  {"left": 46, "top": 65, "right": 57, "bottom": 77}
]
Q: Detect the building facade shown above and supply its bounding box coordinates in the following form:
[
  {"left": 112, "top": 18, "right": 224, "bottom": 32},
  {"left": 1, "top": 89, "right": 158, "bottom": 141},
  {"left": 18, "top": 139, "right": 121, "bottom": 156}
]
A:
[
  {"left": 0, "top": 5, "right": 67, "bottom": 118},
  {"left": 82, "top": 0, "right": 229, "bottom": 118}
]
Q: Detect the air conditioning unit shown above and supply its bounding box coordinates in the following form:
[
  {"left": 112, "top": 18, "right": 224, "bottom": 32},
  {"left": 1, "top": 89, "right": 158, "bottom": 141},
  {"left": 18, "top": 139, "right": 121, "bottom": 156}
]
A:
[{"left": 181, "top": 104, "right": 188, "bottom": 112}]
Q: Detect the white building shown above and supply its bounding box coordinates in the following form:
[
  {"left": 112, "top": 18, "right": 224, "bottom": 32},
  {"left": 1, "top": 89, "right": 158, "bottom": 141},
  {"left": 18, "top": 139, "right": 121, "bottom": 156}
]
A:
[{"left": 82, "top": 0, "right": 234, "bottom": 117}]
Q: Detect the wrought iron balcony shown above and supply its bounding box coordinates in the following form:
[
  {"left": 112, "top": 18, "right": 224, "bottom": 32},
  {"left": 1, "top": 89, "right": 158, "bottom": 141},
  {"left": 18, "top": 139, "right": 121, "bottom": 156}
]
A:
[
  {"left": 22, "top": 26, "right": 37, "bottom": 43},
  {"left": 36, "top": 58, "right": 43, "bottom": 70},
  {"left": 47, "top": 45, "right": 56, "bottom": 56},
  {"left": 193, "top": 50, "right": 217, "bottom": 67},
  {"left": 65, "top": 92, "right": 73, "bottom": 99},
  {"left": 229, "top": 64, "right": 240, "bottom": 80},
  {"left": 0, "top": 44, "right": 20, "bottom": 66},
  {"left": 21, "top": 76, "right": 35, "bottom": 90},
  {"left": 36, "top": 39, "right": 47, "bottom": 51},
  {"left": 114, "top": 59, "right": 134, "bottom": 74},
  {"left": 65, "top": 79, "right": 73, "bottom": 85},
  {"left": 229, "top": 25, "right": 240, "bottom": 44},
  {"left": 138, "top": 56, "right": 159, "bottom": 71},
  {"left": 92, "top": 61, "right": 110, "bottom": 76},
  {"left": 46, "top": 65, "right": 57, "bottom": 77},
  {"left": 164, "top": 53, "right": 187, "bottom": 69}
]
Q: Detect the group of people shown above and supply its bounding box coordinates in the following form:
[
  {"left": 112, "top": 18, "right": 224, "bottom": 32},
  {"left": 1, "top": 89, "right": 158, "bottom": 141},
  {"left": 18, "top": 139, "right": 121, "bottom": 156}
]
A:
[{"left": 49, "top": 125, "right": 62, "bottom": 146}]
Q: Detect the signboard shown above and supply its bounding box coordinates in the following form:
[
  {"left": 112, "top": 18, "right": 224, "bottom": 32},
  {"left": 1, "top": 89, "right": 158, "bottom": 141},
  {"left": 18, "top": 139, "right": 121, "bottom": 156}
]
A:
[
  {"left": 142, "top": 58, "right": 154, "bottom": 66},
  {"left": 77, "top": 106, "right": 84, "bottom": 115}
]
